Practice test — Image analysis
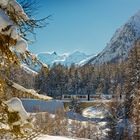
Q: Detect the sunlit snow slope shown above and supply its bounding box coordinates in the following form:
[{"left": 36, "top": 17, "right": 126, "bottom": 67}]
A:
[{"left": 87, "top": 10, "right": 140, "bottom": 64}]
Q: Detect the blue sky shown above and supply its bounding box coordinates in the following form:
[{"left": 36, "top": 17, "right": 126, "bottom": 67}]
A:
[{"left": 29, "top": 0, "right": 140, "bottom": 55}]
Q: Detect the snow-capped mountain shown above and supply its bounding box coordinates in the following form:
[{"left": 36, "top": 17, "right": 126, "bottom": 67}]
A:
[
  {"left": 37, "top": 51, "right": 93, "bottom": 67},
  {"left": 87, "top": 10, "right": 140, "bottom": 65},
  {"left": 20, "top": 51, "right": 92, "bottom": 73}
]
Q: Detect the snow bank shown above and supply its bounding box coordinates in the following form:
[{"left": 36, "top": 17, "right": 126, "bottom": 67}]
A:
[{"left": 35, "top": 135, "right": 86, "bottom": 140}]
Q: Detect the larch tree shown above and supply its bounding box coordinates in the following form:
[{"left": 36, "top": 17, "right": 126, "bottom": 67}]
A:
[{"left": 0, "top": 0, "right": 48, "bottom": 138}]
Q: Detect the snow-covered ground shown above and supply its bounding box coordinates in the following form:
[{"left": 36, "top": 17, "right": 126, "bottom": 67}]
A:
[
  {"left": 35, "top": 135, "right": 87, "bottom": 140},
  {"left": 30, "top": 103, "right": 110, "bottom": 139},
  {"left": 82, "top": 106, "right": 108, "bottom": 119}
]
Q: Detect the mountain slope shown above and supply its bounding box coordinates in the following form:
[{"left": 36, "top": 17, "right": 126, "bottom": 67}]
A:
[
  {"left": 87, "top": 10, "right": 140, "bottom": 65},
  {"left": 37, "top": 51, "right": 92, "bottom": 66}
]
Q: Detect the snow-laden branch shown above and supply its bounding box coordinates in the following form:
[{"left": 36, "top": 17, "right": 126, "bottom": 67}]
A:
[
  {"left": 0, "top": 0, "right": 29, "bottom": 20},
  {"left": 5, "top": 97, "right": 29, "bottom": 125}
]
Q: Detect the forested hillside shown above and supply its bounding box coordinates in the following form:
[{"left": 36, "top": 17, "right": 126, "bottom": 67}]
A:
[
  {"left": 87, "top": 10, "right": 140, "bottom": 65},
  {"left": 35, "top": 40, "right": 140, "bottom": 139}
]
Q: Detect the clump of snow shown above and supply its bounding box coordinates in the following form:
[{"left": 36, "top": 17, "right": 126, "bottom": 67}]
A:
[
  {"left": 0, "top": 122, "right": 10, "bottom": 130},
  {"left": 8, "top": 26, "right": 19, "bottom": 40},
  {"left": 0, "top": 0, "right": 29, "bottom": 20},
  {"left": 14, "top": 37, "right": 28, "bottom": 53},
  {"left": 5, "top": 97, "right": 29, "bottom": 125},
  {"left": 0, "top": 0, "right": 29, "bottom": 55},
  {"left": 0, "top": 9, "right": 13, "bottom": 32},
  {"left": 12, "top": 82, "right": 52, "bottom": 101},
  {"left": 0, "top": 0, "right": 9, "bottom": 7}
]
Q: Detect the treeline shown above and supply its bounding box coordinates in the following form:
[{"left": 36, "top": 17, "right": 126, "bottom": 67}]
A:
[{"left": 35, "top": 60, "right": 126, "bottom": 99}]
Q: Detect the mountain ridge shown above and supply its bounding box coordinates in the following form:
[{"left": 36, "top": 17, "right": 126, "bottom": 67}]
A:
[
  {"left": 37, "top": 51, "right": 93, "bottom": 67},
  {"left": 87, "top": 10, "right": 140, "bottom": 65}
]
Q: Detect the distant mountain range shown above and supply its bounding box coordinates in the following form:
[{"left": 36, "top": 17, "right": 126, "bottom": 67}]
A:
[
  {"left": 39, "top": 10, "right": 140, "bottom": 66},
  {"left": 87, "top": 10, "right": 140, "bottom": 65},
  {"left": 23, "top": 10, "right": 140, "bottom": 73},
  {"left": 37, "top": 51, "right": 93, "bottom": 67},
  {"left": 21, "top": 51, "right": 93, "bottom": 73}
]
